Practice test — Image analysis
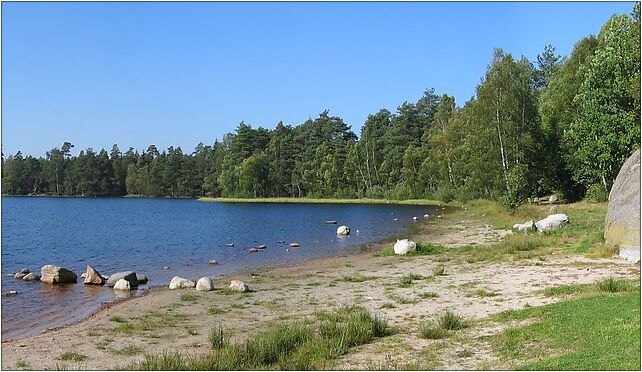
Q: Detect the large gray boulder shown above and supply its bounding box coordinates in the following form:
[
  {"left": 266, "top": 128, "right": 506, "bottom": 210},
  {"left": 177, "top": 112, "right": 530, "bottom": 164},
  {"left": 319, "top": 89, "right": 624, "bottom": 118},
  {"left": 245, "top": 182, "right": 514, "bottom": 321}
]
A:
[
  {"left": 196, "top": 277, "right": 213, "bottom": 291},
  {"left": 106, "top": 272, "right": 138, "bottom": 288},
  {"left": 14, "top": 268, "right": 30, "bottom": 280},
  {"left": 605, "top": 149, "right": 641, "bottom": 262},
  {"left": 40, "top": 265, "right": 77, "bottom": 284},
  {"left": 393, "top": 239, "right": 416, "bottom": 255}
]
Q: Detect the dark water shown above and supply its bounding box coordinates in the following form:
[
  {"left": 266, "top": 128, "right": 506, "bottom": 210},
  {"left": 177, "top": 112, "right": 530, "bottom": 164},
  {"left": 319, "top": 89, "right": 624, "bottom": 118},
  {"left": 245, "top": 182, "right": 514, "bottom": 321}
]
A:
[{"left": 1, "top": 197, "right": 436, "bottom": 340}]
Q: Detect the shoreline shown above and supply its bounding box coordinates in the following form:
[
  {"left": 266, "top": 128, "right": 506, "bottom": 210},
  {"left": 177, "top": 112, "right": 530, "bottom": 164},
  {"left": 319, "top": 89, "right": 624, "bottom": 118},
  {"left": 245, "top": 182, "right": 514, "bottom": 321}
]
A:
[
  {"left": 2, "top": 202, "right": 638, "bottom": 370},
  {"left": 2, "top": 194, "right": 448, "bottom": 207}
]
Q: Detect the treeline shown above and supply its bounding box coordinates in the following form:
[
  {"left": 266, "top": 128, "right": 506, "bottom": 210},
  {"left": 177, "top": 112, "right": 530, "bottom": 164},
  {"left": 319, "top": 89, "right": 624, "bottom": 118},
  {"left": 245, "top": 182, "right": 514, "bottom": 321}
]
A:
[{"left": 2, "top": 5, "right": 640, "bottom": 207}]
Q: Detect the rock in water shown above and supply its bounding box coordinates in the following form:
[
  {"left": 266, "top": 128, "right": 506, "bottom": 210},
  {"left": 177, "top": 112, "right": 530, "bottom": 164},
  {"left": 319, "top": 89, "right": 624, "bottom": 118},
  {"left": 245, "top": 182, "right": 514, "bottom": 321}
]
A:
[
  {"left": 535, "top": 214, "right": 570, "bottom": 232},
  {"left": 83, "top": 265, "right": 105, "bottom": 285},
  {"left": 337, "top": 225, "right": 350, "bottom": 235},
  {"left": 14, "top": 268, "right": 30, "bottom": 280},
  {"left": 290, "top": 242, "right": 300, "bottom": 248},
  {"left": 40, "top": 265, "right": 77, "bottom": 284},
  {"left": 22, "top": 273, "right": 39, "bottom": 281},
  {"left": 207, "top": 259, "right": 218, "bottom": 265},
  {"left": 393, "top": 239, "right": 417, "bottom": 255},
  {"left": 106, "top": 272, "right": 138, "bottom": 288},
  {"left": 229, "top": 280, "right": 249, "bottom": 292},
  {"left": 169, "top": 276, "right": 195, "bottom": 290},
  {"left": 605, "top": 149, "right": 641, "bottom": 262},
  {"left": 196, "top": 277, "right": 213, "bottom": 291},
  {"left": 512, "top": 220, "right": 536, "bottom": 232},
  {"left": 113, "top": 279, "right": 131, "bottom": 291},
  {"left": 136, "top": 274, "right": 149, "bottom": 284}
]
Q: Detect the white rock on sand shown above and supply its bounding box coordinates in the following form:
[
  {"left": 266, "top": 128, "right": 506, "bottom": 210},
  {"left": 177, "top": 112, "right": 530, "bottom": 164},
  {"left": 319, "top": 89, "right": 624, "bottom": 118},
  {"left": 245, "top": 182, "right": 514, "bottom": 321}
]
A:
[
  {"left": 535, "top": 214, "right": 569, "bottom": 232},
  {"left": 229, "top": 280, "right": 249, "bottom": 292},
  {"left": 113, "top": 279, "right": 131, "bottom": 291},
  {"left": 393, "top": 239, "right": 417, "bottom": 255},
  {"left": 169, "top": 276, "right": 196, "bottom": 290},
  {"left": 196, "top": 277, "right": 213, "bottom": 291}
]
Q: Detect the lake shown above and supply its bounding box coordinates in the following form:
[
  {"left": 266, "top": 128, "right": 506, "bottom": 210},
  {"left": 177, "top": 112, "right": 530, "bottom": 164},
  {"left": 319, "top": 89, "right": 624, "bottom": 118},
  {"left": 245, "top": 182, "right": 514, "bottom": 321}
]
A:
[{"left": 1, "top": 197, "right": 438, "bottom": 340}]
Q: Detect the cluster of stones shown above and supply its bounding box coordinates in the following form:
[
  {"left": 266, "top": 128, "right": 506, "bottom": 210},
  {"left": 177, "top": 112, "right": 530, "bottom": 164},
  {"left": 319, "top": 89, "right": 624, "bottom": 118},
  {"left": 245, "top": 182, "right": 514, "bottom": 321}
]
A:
[
  {"left": 8, "top": 265, "right": 148, "bottom": 293},
  {"left": 168, "top": 276, "right": 250, "bottom": 293},
  {"left": 513, "top": 213, "right": 570, "bottom": 233}
]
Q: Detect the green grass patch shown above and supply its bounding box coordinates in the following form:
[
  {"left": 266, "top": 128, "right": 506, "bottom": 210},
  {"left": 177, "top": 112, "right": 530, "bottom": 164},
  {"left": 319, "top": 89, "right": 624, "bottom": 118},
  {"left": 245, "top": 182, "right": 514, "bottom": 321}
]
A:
[
  {"left": 109, "top": 315, "right": 127, "bottom": 323},
  {"left": 438, "top": 310, "right": 467, "bottom": 330},
  {"left": 492, "top": 289, "right": 640, "bottom": 370},
  {"left": 341, "top": 273, "right": 375, "bottom": 283},
  {"left": 180, "top": 293, "right": 198, "bottom": 302},
  {"left": 138, "top": 306, "right": 388, "bottom": 370},
  {"left": 58, "top": 352, "right": 88, "bottom": 362},
  {"left": 596, "top": 277, "right": 631, "bottom": 293},
  {"left": 543, "top": 284, "right": 587, "bottom": 297},
  {"left": 471, "top": 289, "right": 498, "bottom": 298},
  {"left": 114, "top": 344, "right": 143, "bottom": 356},
  {"left": 433, "top": 264, "right": 446, "bottom": 276},
  {"left": 208, "top": 306, "right": 228, "bottom": 315},
  {"left": 418, "top": 291, "right": 439, "bottom": 299},
  {"left": 418, "top": 323, "right": 448, "bottom": 339}
]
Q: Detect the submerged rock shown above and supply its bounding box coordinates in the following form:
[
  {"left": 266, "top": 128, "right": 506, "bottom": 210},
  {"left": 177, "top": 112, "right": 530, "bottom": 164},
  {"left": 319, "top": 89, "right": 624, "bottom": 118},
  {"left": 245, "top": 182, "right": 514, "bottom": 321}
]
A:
[
  {"left": 106, "top": 272, "right": 137, "bottom": 288},
  {"left": 136, "top": 274, "right": 149, "bottom": 284},
  {"left": 535, "top": 214, "right": 570, "bottom": 232},
  {"left": 14, "top": 268, "right": 30, "bottom": 280},
  {"left": 207, "top": 259, "right": 218, "bottom": 265},
  {"left": 196, "top": 277, "right": 213, "bottom": 291},
  {"left": 325, "top": 220, "right": 337, "bottom": 224},
  {"left": 229, "top": 280, "right": 249, "bottom": 293},
  {"left": 337, "top": 225, "right": 350, "bottom": 236},
  {"left": 248, "top": 248, "right": 259, "bottom": 253},
  {"left": 22, "top": 273, "right": 39, "bottom": 282},
  {"left": 113, "top": 279, "right": 131, "bottom": 291},
  {"left": 83, "top": 265, "right": 106, "bottom": 285},
  {"left": 40, "top": 265, "right": 77, "bottom": 284},
  {"left": 169, "top": 276, "right": 195, "bottom": 290},
  {"left": 256, "top": 244, "right": 267, "bottom": 249},
  {"left": 290, "top": 242, "right": 300, "bottom": 248},
  {"left": 393, "top": 239, "right": 417, "bottom": 255},
  {"left": 2, "top": 290, "right": 17, "bottom": 296}
]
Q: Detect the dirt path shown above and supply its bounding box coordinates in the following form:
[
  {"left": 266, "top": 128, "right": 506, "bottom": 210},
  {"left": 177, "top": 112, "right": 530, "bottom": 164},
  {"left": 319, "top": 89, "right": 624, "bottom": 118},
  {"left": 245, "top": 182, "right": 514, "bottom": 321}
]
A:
[{"left": 1, "top": 217, "right": 638, "bottom": 370}]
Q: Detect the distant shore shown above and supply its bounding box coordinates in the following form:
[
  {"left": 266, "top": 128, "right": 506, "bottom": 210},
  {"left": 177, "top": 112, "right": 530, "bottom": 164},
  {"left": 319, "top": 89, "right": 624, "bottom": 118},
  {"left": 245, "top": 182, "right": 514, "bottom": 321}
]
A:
[{"left": 198, "top": 197, "right": 446, "bottom": 206}]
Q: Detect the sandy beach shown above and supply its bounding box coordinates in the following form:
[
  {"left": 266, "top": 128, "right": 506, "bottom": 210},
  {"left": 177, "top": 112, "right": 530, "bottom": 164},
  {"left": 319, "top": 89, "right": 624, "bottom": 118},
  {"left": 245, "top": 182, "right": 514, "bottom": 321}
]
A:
[{"left": 1, "top": 209, "right": 639, "bottom": 370}]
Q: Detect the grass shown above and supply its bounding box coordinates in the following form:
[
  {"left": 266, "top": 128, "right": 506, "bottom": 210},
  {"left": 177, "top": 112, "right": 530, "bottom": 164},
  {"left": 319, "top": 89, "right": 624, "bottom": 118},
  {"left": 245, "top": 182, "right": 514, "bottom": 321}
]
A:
[
  {"left": 198, "top": 197, "right": 443, "bottom": 206},
  {"left": 57, "top": 352, "right": 88, "bottom": 362},
  {"left": 208, "top": 305, "right": 228, "bottom": 315},
  {"left": 180, "top": 293, "right": 198, "bottom": 302},
  {"left": 114, "top": 344, "right": 143, "bottom": 356},
  {"left": 418, "top": 291, "right": 439, "bottom": 299},
  {"left": 341, "top": 273, "right": 375, "bottom": 282},
  {"left": 492, "top": 283, "right": 640, "bottom": 370},
  {"left": 109, "top": 315, "right": 127, "bottom": 323},
  {"left": 376, "top": 241, "right": 445, "bottom": 257},
  {"left": 418, "top": 323, "right": 448, "bottom": 339},
  {"left": 15, "top": 361, "right": 30, "bottom": 370},
  {"left": 379, "top": 303, "right": 396, "bottom": 309},
  {"left": 596, "top": 277, "right": 631, "bottom": 293},
  {"left": 433, "top": 264, "right": 446, "bottom": 276},
  {"left": 437, "top": 310, "right": 467, "bottom": 330},
  {"left": 138, "top": 306, "right": 388, "bottom": 370},
  {"left": 472, "top": 289, "right": 498, "bottom": 298}
]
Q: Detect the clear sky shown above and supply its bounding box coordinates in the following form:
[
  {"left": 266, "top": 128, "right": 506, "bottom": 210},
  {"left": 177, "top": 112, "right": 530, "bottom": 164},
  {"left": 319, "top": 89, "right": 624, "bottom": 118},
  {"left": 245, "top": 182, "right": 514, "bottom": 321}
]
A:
[{"left": 1, "top": 1, "right": 635, "bottom": 157}]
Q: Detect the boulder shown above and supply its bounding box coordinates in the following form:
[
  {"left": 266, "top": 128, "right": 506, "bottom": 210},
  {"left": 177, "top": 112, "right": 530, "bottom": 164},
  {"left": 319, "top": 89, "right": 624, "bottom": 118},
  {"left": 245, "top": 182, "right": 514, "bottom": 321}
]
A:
[
  {"left": 22, "top": 273, "right": 39, "bottom": 281},
  {"left": 83, "top": 265, "right": 105, "bottom": 285},
  {"left": 248, "top": 248, "right": 259, "bottom": 253},
  {"left": 207, "top": 260, "right": 218, "bottom": 265},
  {"left": 512, "top": 220, "right": 536, "bottom": 232},
  {"left": 106, "top": 272, "right": 137, "bottom": 288},
  {"left": 535, "top": 214, "right": 570, "bottom": 232},
  {"left": 40, "top": 265, "right": 77, "bottom": 284},
  {"left": 136, "top": 274, "right": 149, "bottom": 284},
  {"left": 337, "top": 225, "right": 350, "bottom": 235},
  {"left": 196, "top": 277, "right": 213, "bottom": 291},
  {"left": 393, "top": 239, "right": 417, "bottom": 255},
  {"left": 290, "top": 243, "right": 300, "bottom": 248},
  {"left": 549, "top": 195, "right": 559, "bottom": 203},
  {"left": 169, "top": 276, "right": 195, "bottom": 290},
  {"left": 113, "top": 279, "right": 131, "bottom": 291},
  {"left": 14, "top": 268, "right": 30, "bottom": 280},
  {"left": 2, "top": 290, "right": 17, "bottom": 296},
  {"left": 229, "top": 280, "right": 249, "bottom": 292},
  {"left": 605, "top": 149, "right": 641, "bottom": 262}
]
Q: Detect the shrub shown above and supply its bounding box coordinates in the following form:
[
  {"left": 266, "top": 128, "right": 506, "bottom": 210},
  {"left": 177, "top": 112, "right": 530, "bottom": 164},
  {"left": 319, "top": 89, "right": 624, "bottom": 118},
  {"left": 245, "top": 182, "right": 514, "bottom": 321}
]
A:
[{"left": 584, "top": 184, "right": 609, "bottom": 203}]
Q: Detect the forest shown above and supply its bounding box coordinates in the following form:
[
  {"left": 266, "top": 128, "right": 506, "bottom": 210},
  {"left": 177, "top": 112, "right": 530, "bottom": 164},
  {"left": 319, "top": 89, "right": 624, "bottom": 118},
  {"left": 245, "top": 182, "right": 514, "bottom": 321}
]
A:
[{"left": 2, "top": 5, "right": 640, "bottom": 209}]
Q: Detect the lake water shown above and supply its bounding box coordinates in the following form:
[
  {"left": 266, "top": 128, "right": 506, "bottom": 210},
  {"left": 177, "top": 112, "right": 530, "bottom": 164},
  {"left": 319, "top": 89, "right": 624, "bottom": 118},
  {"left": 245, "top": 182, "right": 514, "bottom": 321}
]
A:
[{"left": 1, "top": 197, "right": 437, "bottom": 340}]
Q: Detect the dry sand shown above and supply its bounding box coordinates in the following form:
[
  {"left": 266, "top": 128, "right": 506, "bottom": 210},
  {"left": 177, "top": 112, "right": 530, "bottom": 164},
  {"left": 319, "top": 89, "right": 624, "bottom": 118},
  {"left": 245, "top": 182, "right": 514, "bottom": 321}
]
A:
[{"left": 1, "top": 216, "right": 639, "bottom": 370}]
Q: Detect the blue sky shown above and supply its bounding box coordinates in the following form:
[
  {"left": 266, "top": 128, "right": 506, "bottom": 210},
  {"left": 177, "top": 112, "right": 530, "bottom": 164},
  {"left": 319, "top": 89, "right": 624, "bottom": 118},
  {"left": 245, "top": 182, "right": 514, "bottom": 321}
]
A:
[{"left": 2, "top": 1, "right": 635, "bottom": 157}]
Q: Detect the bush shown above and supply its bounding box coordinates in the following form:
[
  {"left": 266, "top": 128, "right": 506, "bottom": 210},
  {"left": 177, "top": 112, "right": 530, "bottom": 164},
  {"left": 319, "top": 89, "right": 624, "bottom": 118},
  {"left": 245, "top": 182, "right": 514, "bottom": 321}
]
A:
[{"left": 584, "top": 184, "right": 608, "bottom": 203}]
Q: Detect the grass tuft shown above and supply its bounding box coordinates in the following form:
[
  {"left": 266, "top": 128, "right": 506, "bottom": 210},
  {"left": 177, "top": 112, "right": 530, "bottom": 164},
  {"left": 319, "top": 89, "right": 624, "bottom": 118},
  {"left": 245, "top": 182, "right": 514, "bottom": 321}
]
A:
[
  {"left": 596, "top": 278, "right": 630, "bottom": 293},
  {"left": 438, "top": 310, "right": 467, "bottom": 330},
  {"left": 419, "top": 323, "right": 448, "bottom": 339},
  {"left": 58, "top": 352, "right": 88, "bottom": 362}
]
